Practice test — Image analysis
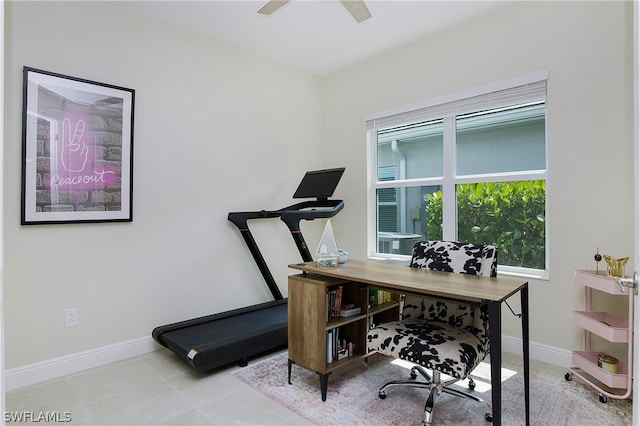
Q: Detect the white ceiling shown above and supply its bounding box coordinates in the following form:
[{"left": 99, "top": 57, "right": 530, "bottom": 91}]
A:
[{"left": 119, "top": 0, "right": 508, "bottom": 76}]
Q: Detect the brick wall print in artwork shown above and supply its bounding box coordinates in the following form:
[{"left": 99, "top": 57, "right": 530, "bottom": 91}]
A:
[{"left": 35, "top": 85, "right": 124, "bottom": 213}]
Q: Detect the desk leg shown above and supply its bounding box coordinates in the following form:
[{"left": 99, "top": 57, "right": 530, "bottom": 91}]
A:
[
  {"left": 288, "top": 359, "right": 294, "bottom": 384},
  {"left": 488, "top": 300, "right": 501, "bottom": 426},
  {"left": 318, "top": 372, "right": 330, "bottom": 401},
  {"left": 521, "top": 285, "right": 530, "bottom": 426}
]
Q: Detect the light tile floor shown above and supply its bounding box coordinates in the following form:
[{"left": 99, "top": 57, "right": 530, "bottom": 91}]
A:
[
  {"left": 4, "top": 349, "right": 603, "bottom": 426},
  {"left": 6, "top": 349, "right": 312, "bottom": 425}
]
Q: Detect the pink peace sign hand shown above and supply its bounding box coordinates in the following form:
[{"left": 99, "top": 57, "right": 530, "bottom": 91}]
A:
[{"left": 61, "top": 117, "right": 89, "bottom": 173}]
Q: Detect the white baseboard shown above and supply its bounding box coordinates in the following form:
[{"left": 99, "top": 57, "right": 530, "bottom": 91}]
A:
[
  {"left": 503, "top": 335, "right": 573, "bottom": 368},
  {"left": 5, "top": 336, "right": 158, "bottom": 391},
  {"left": 4, "top": 335, "right": 572, "bottom": 392}
]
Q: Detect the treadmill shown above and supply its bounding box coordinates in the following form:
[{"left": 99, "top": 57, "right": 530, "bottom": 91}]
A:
[{"left": 152, "top": 167, "right": 345, "bottom": 372}]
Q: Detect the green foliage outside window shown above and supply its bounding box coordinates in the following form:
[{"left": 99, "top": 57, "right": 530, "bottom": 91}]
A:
[{"left": 425, "top": 180, "right": 546, "bottom": 269}]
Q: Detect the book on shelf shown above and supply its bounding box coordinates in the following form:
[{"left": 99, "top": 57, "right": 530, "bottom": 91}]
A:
[
  {"left": 326, "top": 328, "right": 352, "bottom": 363},
  {"left": 326, "top": 286, "right": 344, "bottom": 320},
  {"left": 326, "top": 329, "right": 339, "bottom": 363},
  {"left": 369, "top": 288, "right": 392, "bottom": 306},
  {"left": 326, "top": 331, "right": 333, "bottom": 363}
]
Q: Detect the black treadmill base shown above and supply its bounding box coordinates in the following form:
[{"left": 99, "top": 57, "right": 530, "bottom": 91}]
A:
[{"left": 152, "top": 299, "right": 288, "bottom": 373}]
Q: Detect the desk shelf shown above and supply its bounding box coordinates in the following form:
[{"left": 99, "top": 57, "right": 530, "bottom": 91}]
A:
[
  {"left": 287, "top": 272, "right": 400, "bottom": 401},
  {"left": 370, "top": 300, "right": 400, "bottom": 314},
  {"left": 566, "top": 270, "right": 634, "bottom": 402},
  {"left": 326, "top": 313, "right": 367, "bottom": 330}
]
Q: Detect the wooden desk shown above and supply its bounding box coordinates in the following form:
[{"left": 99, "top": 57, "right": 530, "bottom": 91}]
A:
[{"left": 288, "top": 259, "right": 530, "bottom": 426}]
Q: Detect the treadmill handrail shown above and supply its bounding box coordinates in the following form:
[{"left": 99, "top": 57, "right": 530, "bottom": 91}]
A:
[
  {"left": 227, "top": 199, "right": 344, "bottom": 299},
  {"left": 227, "top": 210, "right": 283, "bottom": 229},
  {"left": 227, "top": 210, "right": 284, "bottom": 300},
  {"left": 280, "top": 199, "right": 344, "bottom": 263},
  {"left": 280, "top": 199, "right": 344, "bottom": 232}
]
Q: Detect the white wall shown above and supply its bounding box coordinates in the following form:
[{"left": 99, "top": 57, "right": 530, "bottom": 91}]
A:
[
  {"left": 3, "top": 1, "right": 328, "bottom": 370},
  {"left": 322, "top": 0, "right": 634, "bottom": 354}
]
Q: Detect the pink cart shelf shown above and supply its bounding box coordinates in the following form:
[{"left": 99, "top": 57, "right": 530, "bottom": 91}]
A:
[{"left": 566, "top": 270, "right": 634, "bottom": 402}]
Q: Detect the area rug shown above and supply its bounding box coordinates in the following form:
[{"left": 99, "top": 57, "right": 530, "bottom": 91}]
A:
[{"left": 232, "top": 352, "right": 632, "bottom": 425}]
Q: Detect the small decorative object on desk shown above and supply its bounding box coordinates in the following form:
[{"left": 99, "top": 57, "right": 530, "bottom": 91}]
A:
[
  {"left": 317, "top": 255, "right": 338, "bottom": 267},
  {"left": 603, "top": 254, "right": 629, "bottom": 277},
  {"left": 317, "top": 219, "right": 339, "bottom": 267},
  {"left": 338, "top": 249, "right": 348, "bottom": 264}
]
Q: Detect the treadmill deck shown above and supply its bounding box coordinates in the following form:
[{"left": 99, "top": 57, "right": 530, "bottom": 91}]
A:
[{"left": 153, "top": 299, "right": 288, "bottom": 372}]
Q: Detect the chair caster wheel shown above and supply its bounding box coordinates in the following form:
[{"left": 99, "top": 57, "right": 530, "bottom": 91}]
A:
[
  {"left": 378, "top": 391, "right": 387, "bottom": 400},
  {"left": 599, "top": 394, "right": 608, "bottom": 403},
  {"left": 565, "top": 372, "right": 573, "bottom": 381},
  {"left": 468, "top": 379, "right": 476, "bottom": 390},
  {"left": 484, "top": 413, "right": 493, "bottom": 422}
]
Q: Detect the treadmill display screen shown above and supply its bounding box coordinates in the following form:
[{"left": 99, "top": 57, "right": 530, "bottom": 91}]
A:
[{"left": 292, "top": 167, "right": 345, "bottom": 199}]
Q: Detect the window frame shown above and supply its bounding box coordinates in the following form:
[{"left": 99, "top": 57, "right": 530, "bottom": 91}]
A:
[{"left": 366, "top": 73, "right": 549, "bottom": 279}]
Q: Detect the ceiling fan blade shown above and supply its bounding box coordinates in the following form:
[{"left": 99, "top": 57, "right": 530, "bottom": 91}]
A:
[
  {"left": 258, "top": 0, "right": 290, "bottom": 16},
  {"left": 340, "top": 0, "right": 372, "bottom": 23}
]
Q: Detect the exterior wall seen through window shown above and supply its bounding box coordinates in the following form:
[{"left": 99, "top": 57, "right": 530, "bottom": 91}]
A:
[{"left": 371, "top": 100, "right": 547, "bottom": 276}]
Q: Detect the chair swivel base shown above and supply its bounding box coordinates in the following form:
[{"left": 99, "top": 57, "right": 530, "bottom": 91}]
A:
[{"left": 377, "top": 366, "right": 492, "bottom": 425}]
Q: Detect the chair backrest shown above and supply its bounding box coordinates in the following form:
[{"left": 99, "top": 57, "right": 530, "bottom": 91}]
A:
[
  {"left": 403, "top": 241, "right": 498, "bottom": 335},
  {"left": 409, "top": 240, "right": 497, "bottom": 278}
]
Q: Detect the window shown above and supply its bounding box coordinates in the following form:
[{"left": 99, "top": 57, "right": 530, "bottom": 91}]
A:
[{"left": 366, "top": 75, "right": 548, "bottom": 277}]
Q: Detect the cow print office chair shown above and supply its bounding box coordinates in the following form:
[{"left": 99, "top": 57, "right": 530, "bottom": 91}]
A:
[{"left": 366, "top": 240, "right": 498, "bottom": 425}]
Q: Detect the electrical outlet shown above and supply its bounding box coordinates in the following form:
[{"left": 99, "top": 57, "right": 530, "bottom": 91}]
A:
[{"left": 64, "top": 308, "right": 78, "bottom": 328}]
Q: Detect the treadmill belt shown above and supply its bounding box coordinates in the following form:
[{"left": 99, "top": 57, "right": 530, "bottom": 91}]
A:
[
  {"left": 153, "top": 300, "right": 288, "bottom": 372},
  {"left": 161, "top": 303, "right": 287, "bottom": 347}
]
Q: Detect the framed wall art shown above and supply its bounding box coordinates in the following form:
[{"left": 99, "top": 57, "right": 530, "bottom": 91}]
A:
[{"left": 21, "top": 67, "right": 135, "bottom": 224}]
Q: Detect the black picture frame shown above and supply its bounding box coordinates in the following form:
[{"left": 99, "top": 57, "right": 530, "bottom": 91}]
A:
[{"left": 21, "top": 67, "right": 134, "bottom": 224}]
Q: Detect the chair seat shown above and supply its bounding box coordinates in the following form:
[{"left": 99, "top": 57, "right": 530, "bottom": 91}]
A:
[{"left": 367, "top": 319, "right": 488, "bottom": 379}]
